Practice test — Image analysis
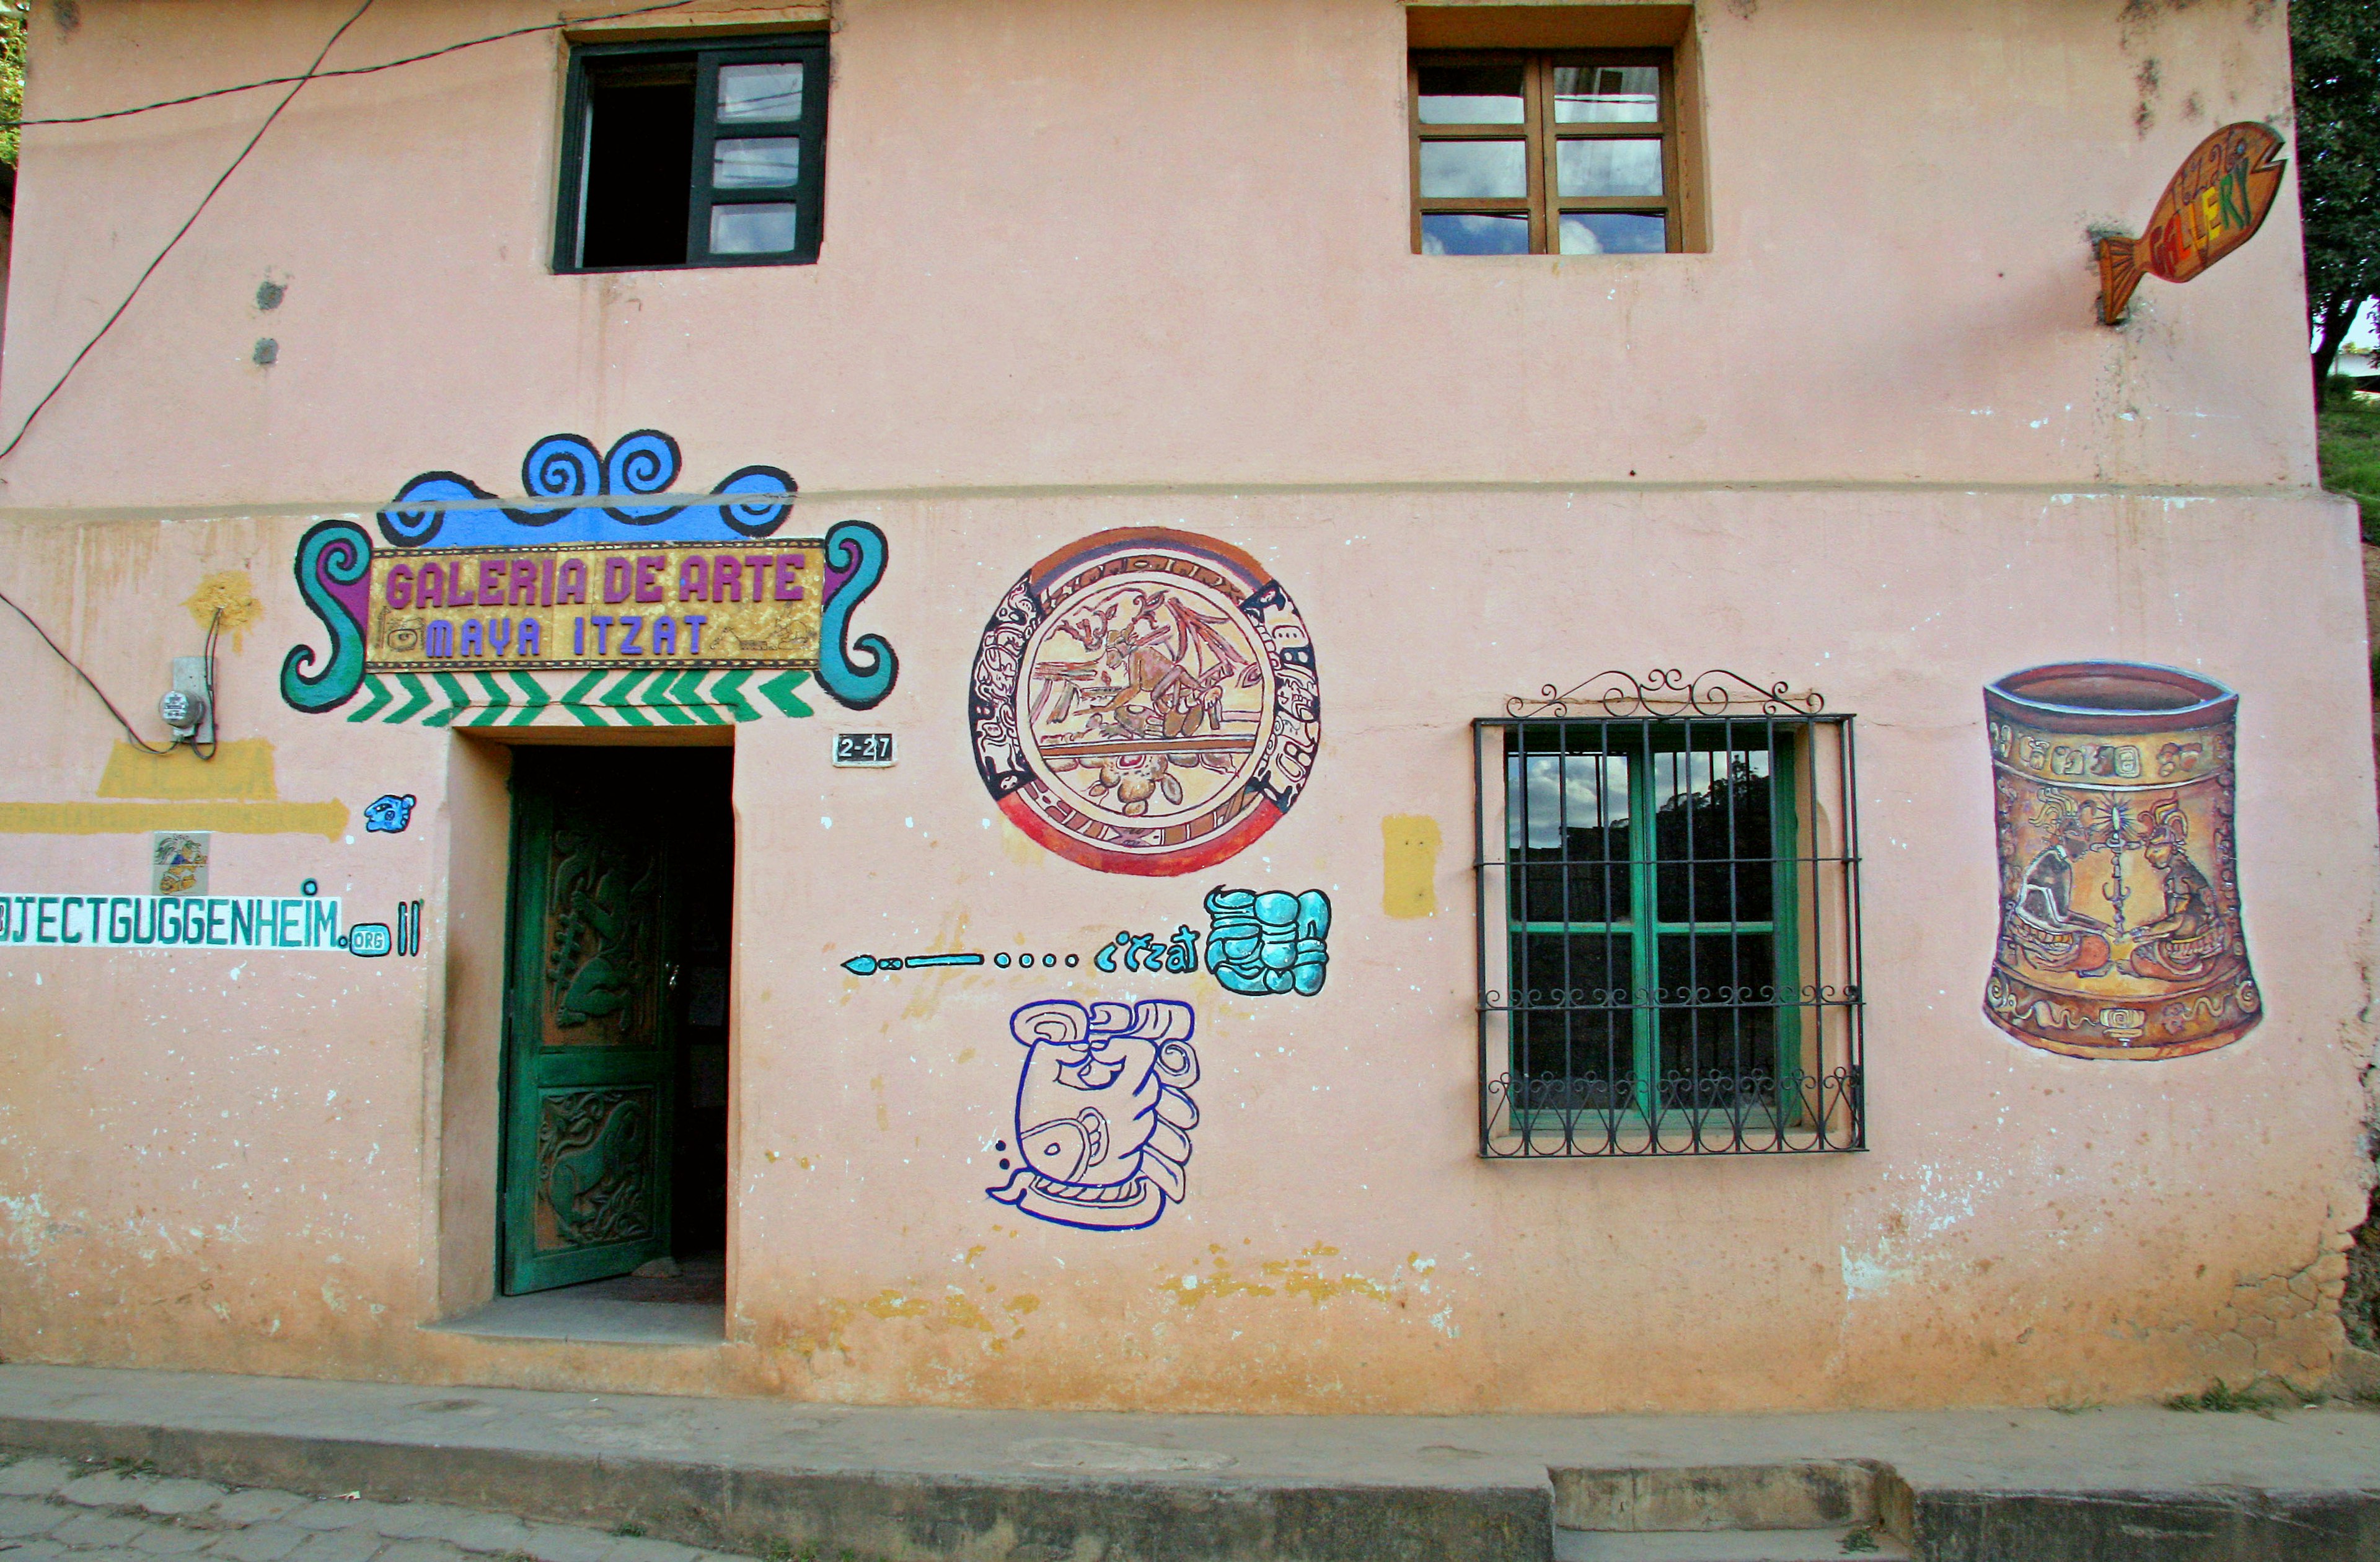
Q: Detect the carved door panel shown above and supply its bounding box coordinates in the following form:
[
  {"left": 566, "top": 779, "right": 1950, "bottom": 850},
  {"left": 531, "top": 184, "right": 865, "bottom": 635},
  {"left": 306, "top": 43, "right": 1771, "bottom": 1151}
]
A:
[{"left": 501, "top": 756, "right": 677, "bottom": 1294}]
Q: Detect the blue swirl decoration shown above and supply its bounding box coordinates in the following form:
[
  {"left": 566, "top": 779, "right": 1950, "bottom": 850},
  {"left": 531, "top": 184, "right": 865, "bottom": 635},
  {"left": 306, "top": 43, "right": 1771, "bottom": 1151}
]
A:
[
  {"left": 602, "top": 430, "right": 683, "bottom": 523},
  {"left": 713, "top": 465, "right": 798, "bottom": 537},
  {"left": 818, "top": 519, "right": 897, "bottom": 711},
  {"left": 375, "top": 430, "right": 794, "bottom": 548},
  {"left": 519, "top": 433, "right": 602, "bottom": 517},
  {"left": 280, "top": 519, "right": 371, "bottom": 712}
]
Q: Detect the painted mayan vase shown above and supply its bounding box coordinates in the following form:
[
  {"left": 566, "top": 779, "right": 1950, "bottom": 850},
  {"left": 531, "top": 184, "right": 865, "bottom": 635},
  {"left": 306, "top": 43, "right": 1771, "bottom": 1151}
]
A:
[{"left": 1983, "top": 662, "right": 2258, "bottom": 1060}]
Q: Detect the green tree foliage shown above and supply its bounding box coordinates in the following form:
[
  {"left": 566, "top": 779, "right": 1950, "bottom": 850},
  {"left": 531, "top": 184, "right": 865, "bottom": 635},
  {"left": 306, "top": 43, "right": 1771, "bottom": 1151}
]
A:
[
  {"left": 0, "top": 4, "right": 22, "bottom": 169},
  {"left": 2297, "top": 0, "right": 2380, "bottom": 394}
]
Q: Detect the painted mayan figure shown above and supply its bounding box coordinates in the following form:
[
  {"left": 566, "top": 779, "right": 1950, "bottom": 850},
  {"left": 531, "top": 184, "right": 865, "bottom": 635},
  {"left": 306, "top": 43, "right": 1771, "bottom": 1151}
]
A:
[
  {"left": 2127, "top": 798, "right": 2229, "bottom": 982},
  {"left": 2005, "top": 793, "right": 2116, "bottom": 977},
  {"left": 988, "top": 999, "right": 1199, "bottom": 1231},
  {"left": 1983, "top": 662, "right": 2258, "bottom": 1059}
]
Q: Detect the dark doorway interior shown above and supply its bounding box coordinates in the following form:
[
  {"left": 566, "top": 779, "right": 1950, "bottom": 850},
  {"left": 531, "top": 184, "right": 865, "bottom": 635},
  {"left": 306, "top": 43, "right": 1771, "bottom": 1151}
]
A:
[{"left": 496, "top": 746, "right": 733, "bottom": 1314}]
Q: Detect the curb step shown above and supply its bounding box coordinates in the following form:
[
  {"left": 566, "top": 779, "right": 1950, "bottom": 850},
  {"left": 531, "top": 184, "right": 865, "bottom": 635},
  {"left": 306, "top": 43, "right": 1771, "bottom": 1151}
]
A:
[{"left": 1556, "top": 1529, "right": 1911, "bottom": 1562}]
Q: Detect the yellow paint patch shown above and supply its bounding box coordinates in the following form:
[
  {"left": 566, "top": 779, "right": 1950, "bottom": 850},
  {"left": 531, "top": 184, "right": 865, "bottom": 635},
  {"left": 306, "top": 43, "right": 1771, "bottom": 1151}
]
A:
[
  {"left": 1382, "top": 814, "right": 1441, "bottom": 919},
  {"left": 1161, "top": 1243, "right": 1394, "bottom": 1310},
  {"left": 0, "top": 800, "right": 347, "bottom": 839},
  {"left": 862, "top": 1289, "right": 998, "bottom": 1333},
  {"left": 184, "top": 573, "right": 263, "bottom": 652},
  {"left": 97, "top": 739, "right": 277, "bottom": 800}
]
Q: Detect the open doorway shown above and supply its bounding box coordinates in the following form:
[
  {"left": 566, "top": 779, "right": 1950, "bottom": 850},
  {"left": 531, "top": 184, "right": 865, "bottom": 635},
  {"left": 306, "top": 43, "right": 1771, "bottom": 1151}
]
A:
[{"left": 470, "top": 745, "right": 733, "bottom": 1341}]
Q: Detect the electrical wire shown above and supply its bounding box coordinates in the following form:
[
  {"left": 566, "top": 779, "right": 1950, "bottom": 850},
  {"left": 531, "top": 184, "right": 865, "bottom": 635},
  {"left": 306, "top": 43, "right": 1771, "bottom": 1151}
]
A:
[
  {"left": 4, "top": 0, "right": 702, "bottom": 130},
  {"left": 0, "top": 585, "right": 178, "bottom": 754},
  {"left": 0, "top": 0, "right": 377, "bottom": 466},
  {"left": 193, "top": 606, "right": 223, "bottom": 761}
]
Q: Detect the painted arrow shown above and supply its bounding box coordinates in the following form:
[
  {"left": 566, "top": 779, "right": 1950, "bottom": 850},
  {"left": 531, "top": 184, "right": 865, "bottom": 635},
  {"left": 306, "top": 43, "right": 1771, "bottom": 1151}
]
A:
[{"left": 842, "top": 952, "right": 987, "bottom": 976}]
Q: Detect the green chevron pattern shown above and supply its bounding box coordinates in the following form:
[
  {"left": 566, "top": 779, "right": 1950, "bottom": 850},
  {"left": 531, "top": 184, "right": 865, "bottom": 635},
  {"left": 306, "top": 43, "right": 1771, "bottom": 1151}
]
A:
[{"left": 346, "top": 668, "right": 816, "bottom": 726}]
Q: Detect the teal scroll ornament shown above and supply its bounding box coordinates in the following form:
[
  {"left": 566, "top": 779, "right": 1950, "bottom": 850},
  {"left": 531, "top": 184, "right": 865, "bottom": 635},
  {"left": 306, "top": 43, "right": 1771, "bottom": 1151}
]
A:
[
  {"left": 281, "top": 519, "right": 372, "bottom": 712},
  {"left": 818, "top": 519, "right": 898, "bottom": 710}
]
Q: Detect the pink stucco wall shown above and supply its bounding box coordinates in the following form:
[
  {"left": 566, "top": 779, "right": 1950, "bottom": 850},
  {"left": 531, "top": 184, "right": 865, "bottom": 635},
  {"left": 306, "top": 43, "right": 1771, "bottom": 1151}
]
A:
[{"left": 0, "top": 0, "right": 2370, "bottom": 1414}]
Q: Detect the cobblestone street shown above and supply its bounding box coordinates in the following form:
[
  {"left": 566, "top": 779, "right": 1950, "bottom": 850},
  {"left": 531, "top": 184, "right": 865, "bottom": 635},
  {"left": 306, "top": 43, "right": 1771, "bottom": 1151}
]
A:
[{"left": 0, "top": 1457, "right": 762, "bottom": 1562}]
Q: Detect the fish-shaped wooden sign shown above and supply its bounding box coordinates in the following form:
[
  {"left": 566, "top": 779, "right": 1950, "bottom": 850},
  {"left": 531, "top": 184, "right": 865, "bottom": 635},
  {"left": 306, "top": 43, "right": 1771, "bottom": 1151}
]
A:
[{"left": 2096, "top": 121, "right": 2288, "bottom": 325}]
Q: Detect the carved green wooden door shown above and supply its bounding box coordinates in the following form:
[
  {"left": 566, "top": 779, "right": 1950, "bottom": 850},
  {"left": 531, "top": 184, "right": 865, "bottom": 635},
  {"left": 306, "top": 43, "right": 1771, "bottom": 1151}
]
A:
[{"left": 501, "top": 759, "right": 676, "bottom": 1294}]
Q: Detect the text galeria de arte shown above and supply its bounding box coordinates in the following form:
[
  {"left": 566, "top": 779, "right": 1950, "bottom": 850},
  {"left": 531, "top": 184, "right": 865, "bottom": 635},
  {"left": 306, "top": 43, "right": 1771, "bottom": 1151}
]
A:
[
  {"left": 374, "top": 545, "right": 817, "bottom": 665},
  {"left": 280, "top": 430, "right": 896, "bottom": 715}
]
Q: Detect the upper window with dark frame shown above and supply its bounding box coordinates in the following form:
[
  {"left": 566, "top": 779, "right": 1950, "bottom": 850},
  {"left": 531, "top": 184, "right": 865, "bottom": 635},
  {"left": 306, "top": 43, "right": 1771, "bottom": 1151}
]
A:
[
  {"left": 556, "top": 34, "right": 827, "bottom": 273},
  {"left": 1410, "top": 50, "right": 1679, "bottom": 256}
]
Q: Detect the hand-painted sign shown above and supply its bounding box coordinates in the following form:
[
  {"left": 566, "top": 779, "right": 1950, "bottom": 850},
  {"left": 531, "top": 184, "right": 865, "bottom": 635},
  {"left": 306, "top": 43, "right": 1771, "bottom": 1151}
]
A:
[
  {"left": 281, "top": 430, "right": 897, "bottom": 717},
  {"left": 1, "top": 893, "right": 343, "bottom": 950},
  {"left": 2096, "top": 122, "right": 2287, "bottom": 325},
  {"left": 367, "top": 542, "right": 823, "bottom": 671},
  {"left": 969, "top": 528, "right": 1321, "bottom": 876}
]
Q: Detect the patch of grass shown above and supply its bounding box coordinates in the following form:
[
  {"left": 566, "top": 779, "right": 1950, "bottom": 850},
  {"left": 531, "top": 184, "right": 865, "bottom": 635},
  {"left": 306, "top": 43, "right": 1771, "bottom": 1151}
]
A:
[
  {"left": 756, "top": 1540, "right": 795, "bottom": 1562},
  {"left": 105, "top": 1456, "right": 157, "bottom": 1476},
  {"left": 2166, "top": 1377, "right": 2287, "bottom": 1416},
  {"left": 2318, "top": 391, "right": 2380, "bottom": 546},
  {"left": 610, "top": 1522, "right": 646, "bottom": 1538},
  {"left": 2048, "top": 1398, "right": 2104, "bottom": 1416},
  {"left": 1840, "top": 1525, "right": 1882, "bottom": 1554}
]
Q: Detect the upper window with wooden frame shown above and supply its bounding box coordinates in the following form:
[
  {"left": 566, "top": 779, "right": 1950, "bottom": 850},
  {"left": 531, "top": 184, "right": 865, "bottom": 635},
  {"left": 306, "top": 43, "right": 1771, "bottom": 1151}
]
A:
[
  {"left": 1410, "top": 50, "right": 1681, "bottom": 256},
  {"left": 555, "top": 34, "right": 827, "bottom": 273}
]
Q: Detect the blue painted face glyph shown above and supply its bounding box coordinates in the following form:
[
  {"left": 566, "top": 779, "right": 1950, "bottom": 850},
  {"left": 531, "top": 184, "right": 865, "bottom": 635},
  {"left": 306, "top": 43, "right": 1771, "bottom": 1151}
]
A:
[
  {"left": 988, "top": 999, "right": 1199, "bottom": 1232},
  {"left": 363, "top": 793, "right": 416, "bottom": 834}
]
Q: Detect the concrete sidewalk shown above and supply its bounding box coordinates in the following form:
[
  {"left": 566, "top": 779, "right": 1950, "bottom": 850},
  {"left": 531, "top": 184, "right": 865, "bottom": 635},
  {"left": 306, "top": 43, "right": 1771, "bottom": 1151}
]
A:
[{"left": 2, "top": 1364, "right": 2377, "bottom": 1561}]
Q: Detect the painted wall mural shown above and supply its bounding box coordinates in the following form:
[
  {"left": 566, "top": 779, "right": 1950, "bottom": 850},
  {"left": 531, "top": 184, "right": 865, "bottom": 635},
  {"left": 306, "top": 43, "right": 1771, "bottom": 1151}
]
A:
[
  {"left": 1983, "top": 662, "right": 2260, "bottom": 1059},
  {"left": 151, "top": 831, "right": 209, "bottom": 896},
  {"left": 281, "top": 431, "right": 896, "bottom": 721},
  {"left": 832, "top": 887, "right": 1330, "bottom": 994},
  {"left": 969, "top": 529, "right": 1320, "bottom": 876},
  {"left": 988, "top": 999, "right": 1199, "bottom": 1232},
  {"left": 379, "top": 430, "right": 796, "bottom": 548},
  {"left": 1205, "top": 887, "right": 1330, "bottom": 997}
]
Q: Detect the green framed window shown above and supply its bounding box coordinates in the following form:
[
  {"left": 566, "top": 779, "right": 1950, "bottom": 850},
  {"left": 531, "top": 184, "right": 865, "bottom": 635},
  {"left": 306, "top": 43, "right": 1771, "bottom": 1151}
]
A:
[
  {"left": 555, "top": 34, "right": 827, "bottom": 273},
  {"left": 1474, "top": 691, "right": 1864, "bottom": 1157}
]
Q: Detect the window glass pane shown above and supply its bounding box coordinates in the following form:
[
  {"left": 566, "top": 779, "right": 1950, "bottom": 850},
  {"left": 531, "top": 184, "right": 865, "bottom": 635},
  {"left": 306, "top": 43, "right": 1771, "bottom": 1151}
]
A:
[
  {"left": 1652, "top": 739, "right": 1773, "bottom": 925},
  {"left": 1655, "top": 932, "right": 1779, "bottom": 1096},
  {"left": 717, "top": 62, "right": 803, "bottom": 122},
  {"left": 714, "top": 137, "right": 800, "bottom": 188},
  {"left": 709, "top": 202, "right": 800, "bottom": 254},
  {"left": 1419, "top": 139, "right": 1528, "bottom": 199},
  {"left": 1512, "top": 931, "right": 1634, "bottom": 1113},
  {"left": 1507, "top": 751, "right": 1631, "bottom": 924},
  {"left": 1554, "top": 64, "right": 1660, "bottom": 122},
  {"left": 1417, "top": 63, "right": 1525, "bottom": 124},
  {"left": 1422, "top": 212, "right": 1530, "bottom": 255},
  {"left": 1559, "top": 212, "right": 1667, "bottom": 255},
  {"left": 1557, "top": 138, "right": 1664, "bottom": 197}
]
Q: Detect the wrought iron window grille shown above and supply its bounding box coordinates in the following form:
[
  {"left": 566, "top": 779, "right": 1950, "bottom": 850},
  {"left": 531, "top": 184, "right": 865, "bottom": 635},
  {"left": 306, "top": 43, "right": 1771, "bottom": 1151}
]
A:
[{"left": 1474, "top": 671, "right": 1864, "bottom": 1158}]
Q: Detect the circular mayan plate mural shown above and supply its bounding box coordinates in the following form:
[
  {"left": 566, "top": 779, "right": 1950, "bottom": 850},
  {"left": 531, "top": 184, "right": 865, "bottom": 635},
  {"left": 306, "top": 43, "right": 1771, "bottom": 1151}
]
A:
[{"left": 969, "top": 529, "right": 1321, "bottom": 876}]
